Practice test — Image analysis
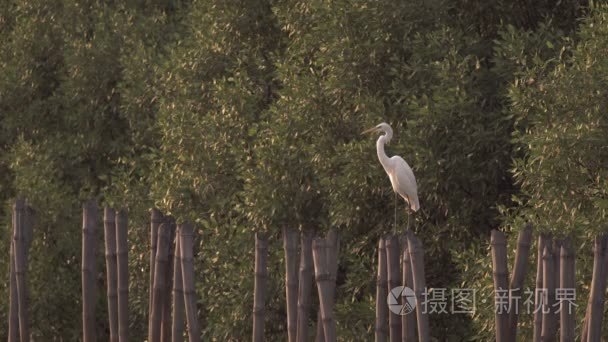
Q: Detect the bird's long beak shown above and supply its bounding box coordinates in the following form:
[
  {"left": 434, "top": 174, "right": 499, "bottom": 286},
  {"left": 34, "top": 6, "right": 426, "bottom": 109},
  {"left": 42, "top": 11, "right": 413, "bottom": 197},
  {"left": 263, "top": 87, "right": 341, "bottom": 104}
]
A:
[{"left": 361, "top": 126, "right": 378, "bottom": 135}]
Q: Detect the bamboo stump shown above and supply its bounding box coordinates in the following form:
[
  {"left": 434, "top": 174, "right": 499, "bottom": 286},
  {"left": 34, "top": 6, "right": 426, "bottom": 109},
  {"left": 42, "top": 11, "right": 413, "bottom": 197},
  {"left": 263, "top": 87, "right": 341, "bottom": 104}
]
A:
[
  {"left": 386, "top": 235, "right": 402, "bottom": 342},
  {"left": 586, "top": 235, "right": 607, "bottom": 342},
  {"left": 82, "top": 200, "right": 99, "bottom": 342},
  {"left": 253, "top": 232, "right": 268, "bottom": 342},
  {"left": 149, "top": 223, "right": 171, "bottom": 342},
  {"left": 9, "top": 238, "right": 19, "bottom": 342},
  {"left": 313, "top": 238, "right": 336, "bottom": 342},
  {"left": 116, "top": 210, "right": 129, "bottom": 342},
  {"left": 283, "top": 227, "right": 300, "bottom": 342},
  {"left": 150, "top": 209, "right": 163, "bottom": 321},
  {"left": 507, "top": 225, "right": 532, "bottom": 342},
  {"left": 13, "top": 199, "right": 31, "bottom": 342},
  {"left": 104, "top": 208, "right": 119, "bottom": 342},
  {"left": 541, "top": 245, "right": 556, "bottom": 342},
  {"left": 296, "top": 231, "right": 314, "bottom": 342},
  {"left": 24, "top": 205, "right": 33, "bottom": 339},
  {"left": 402, "top": 240, "right": 417, "bottom": 342},
  {"left": 490, "top": 230, "right": 509, "bottom": 342},
  {"left": 559, "top": 238, "right": 575, "bottom": 342},
  {"left": 533, "top": 234, "right": 548, "bottom": 342},
  {"left": 552, "top": 239, "right": 562, "bottom": 336},
  {"left": 172, "top": 225, "right": 185, "bottom": 342},
  {"left": 407, "top": 235, "right": 429, "bottom": 342},
  {"left": 161, "top": 220, "right": 176, "bottom": 342},
  {"left": 315, "top": 229, "right": 340, "bottom": 342},
  {"left": 375, "top": 238, "right": 388, "bottom": 342},
  {"left": 327, "top": 229, "right": 340, "bottom": 341},
  {"left": 180, "top": 222, "right": 200, "bottom": 342}
]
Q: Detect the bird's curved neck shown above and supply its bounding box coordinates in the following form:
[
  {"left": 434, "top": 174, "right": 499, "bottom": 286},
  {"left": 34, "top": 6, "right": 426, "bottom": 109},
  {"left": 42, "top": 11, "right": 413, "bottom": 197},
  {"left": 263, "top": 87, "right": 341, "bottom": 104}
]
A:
[{"left": 376, "top": 135, "right": 391, "bottom": 170}]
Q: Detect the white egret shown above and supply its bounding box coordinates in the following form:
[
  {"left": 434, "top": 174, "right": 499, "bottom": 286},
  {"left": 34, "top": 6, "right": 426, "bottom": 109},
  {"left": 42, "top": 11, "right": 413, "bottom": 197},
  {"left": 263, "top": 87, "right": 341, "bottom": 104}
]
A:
[{"left": 362, "top": 122, "right": 419, "bottom": 233}]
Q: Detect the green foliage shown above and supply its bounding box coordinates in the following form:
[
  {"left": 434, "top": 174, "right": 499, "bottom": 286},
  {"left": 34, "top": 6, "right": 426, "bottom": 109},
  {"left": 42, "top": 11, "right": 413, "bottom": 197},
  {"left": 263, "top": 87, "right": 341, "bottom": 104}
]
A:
[{"left": 0, "top": 0, "right": 605, "bottom": 340}]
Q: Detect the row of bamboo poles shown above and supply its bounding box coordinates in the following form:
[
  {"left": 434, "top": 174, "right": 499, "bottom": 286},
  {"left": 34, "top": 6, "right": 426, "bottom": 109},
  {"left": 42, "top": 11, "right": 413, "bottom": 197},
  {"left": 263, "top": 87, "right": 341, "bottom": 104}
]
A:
[
  {"left": 375, "top": 233, "right": 429, "bottom": 342},
  {"left": 81, "top": 201, "right": 129, "bottom": 342},
  {"left": 490, "top": 226, "right": 608, "bottom": 341},
  {"left": 147, "top": 209, "right": 200, "bottom": 342},
  {"left": 252, "top": 228, "right": 340, "bottom": 342},
  {"left": 8, "top": 199, "right": 34, "bottom": 342},
  {"left": 80, "top": 202, "right": 201, "bottom": 341},
  {"left": 252, "top": 229, "right": 428, "bottom": 341},
  {"left": 9, "top": 199, "right": 605, "bottom": 341},
  {"left": 102, "top": 207, "right": 128, "bottom": 342}
]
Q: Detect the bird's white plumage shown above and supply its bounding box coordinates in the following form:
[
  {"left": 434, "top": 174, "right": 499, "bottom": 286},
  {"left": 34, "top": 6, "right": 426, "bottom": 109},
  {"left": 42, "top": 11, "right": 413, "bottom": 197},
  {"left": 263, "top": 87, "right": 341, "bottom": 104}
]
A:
[
  {"left": 363, "top": 122, "right": 420, "bottom": 212},
  {"left": 388, "top": 156, "right": 419, "bottom": 211}
]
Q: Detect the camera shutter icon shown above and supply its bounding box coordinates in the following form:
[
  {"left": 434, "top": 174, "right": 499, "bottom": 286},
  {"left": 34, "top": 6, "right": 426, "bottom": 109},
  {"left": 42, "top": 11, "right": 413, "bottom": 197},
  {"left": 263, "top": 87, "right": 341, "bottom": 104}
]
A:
[{"left": 387, "top": 286, "right": 416, "bottom": 315}]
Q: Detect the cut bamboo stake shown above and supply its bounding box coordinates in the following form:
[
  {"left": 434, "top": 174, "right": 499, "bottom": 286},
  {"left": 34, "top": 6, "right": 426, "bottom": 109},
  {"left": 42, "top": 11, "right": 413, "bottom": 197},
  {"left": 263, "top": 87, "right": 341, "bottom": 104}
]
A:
[
  {"left": 23, "top": 205, "right": 34, "bottom": 341},
  {"left": 315, "top": 229, "right": 340, "bottom": 342},
  {"left": 552, "top": 239, "right": 562, "bottom": 335},
  {"left": 9, "top": 202, "right": 31, "bottom": 342},
  {"left": 150, "top": 209, "right": 163, "bottom": 320},
  {"left": 533, "top": 234, "right": 547, "bottom": 342},
  {"left": 296, "top": 231, "right": 314, "bottom": 342},
  {"left": 104, "top": 208, "right": 119, "bottom": 342},
  {"left": 162, "top": 220, "right": 176, "bottom": 342},
  {"left": 386, "top": 235, "right": 402, "bottom": 342},
  {"left": 541, "top": 245, "right": 556, "bottom": 342},
  {"left": 116, "top": 209, "right": 129, "bottom": 342},
  {"left": 313, "top": 238, "right": 336, "bottom": 342},
  {"left": 559, "top": 238, "right": 575, "bottom": 342},
  {"left": 149, "top": 223, "right": 171, "bottom": 342},
  {"left": 491, "top": 230, "right": 509, "bottom": 342},
  {"left": 172, "top": 226, "right": 185, "bottom": 342},
  {"left": 586, "top": 235, "right": 607, "bottom": 342},
  {"left": 23, "top": 205, "right": 34, "bottom": 338},
  {"left": 180, "top": 222, "right": 200, "bottom": 342},
  {"left": 19, "top": 203, "right": 33, "bottom": 342},
  {"left": 253, "top": 232, "right": 268, "bottom": 342},
  {"left": 402, "top": 241, "right": 417, "bottom": 342},
  {"left": 82, "top": 200, "right": 99, "bottom": 342},
  {"left": 375, "top": 238, "right": 388, "bottom": 342},
  {"left": 9, "top": 238, "right": 18, "bottom": 342},
  {"left": 407, "top": 235, "right": 429, "bottom": 342},
  {"left": 316, "top": 260, "right": 326, "bottom": 341},
  {"left": 508, "top": 225, "right": 532, "bottom": 342},
  {"left": 283, "top": 227, "right": 300, "bottom": 342},
  {"left": 13, "top": 200, "right": 29, "bottom": 342},
  {"left": 326, "top": 229, "right": 340, "bottom": 342}
]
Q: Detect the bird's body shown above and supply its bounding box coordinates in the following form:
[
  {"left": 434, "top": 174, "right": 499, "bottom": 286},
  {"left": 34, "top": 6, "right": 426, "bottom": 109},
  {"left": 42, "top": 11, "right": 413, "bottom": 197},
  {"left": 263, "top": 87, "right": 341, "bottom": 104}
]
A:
[
  {"left": 363, "top": 122, "right": 420, "bottom": 232},
  {"left": 385, "top": 156, "right": 419, "bottom": 212}
]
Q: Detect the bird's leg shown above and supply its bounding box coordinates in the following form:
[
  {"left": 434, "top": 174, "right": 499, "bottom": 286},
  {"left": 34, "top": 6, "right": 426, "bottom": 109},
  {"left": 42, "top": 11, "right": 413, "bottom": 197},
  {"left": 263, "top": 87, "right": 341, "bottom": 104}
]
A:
[{"left": 394, "top": 192, "right": 398, "bottom": 236}]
